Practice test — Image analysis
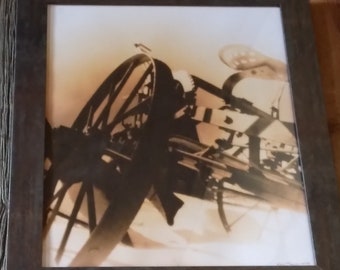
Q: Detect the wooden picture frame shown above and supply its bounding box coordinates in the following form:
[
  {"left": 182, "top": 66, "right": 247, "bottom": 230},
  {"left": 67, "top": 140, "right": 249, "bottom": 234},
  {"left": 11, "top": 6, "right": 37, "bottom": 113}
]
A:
[{"left": 2, "top": 0, "right": 340, "bottom": 269}]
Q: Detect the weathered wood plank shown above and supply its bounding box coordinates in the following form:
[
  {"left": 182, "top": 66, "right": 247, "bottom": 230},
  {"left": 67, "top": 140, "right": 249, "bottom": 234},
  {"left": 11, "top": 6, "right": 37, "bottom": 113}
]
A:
[
  {"left": 0, "top": 0, "right": 16, "bottom": 269},
  {"left": 309, "top": 0, "right": 340, "bottom": 187}
]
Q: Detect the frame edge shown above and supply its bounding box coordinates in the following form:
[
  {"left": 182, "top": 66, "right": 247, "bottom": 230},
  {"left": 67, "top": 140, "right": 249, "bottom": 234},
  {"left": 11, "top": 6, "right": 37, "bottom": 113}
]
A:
[
  {"left": 281, "top": 0, "right": 340, "bottom": 269},
  {"left": 0, "top": 0, "right": 17, "bottom": 269}
]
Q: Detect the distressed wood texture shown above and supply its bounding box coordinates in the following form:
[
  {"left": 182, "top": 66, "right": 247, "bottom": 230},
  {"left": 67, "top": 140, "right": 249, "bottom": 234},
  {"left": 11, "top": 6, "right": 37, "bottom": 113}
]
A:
[
  {"left": 0, "top": 0, "right": 16, "bottom": 269},
  {"left": 310, "top": 0, "right": 340, "bottom": 187}
]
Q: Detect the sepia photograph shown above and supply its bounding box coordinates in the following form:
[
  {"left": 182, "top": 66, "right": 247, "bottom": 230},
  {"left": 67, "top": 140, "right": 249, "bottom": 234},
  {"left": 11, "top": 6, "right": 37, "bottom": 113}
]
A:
[{"left": 42, "top": 5, "right": 315, "bottom": 267}]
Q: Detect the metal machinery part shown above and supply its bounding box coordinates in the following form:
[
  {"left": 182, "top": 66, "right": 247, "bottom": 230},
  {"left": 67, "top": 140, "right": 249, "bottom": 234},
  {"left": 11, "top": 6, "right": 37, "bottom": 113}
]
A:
[
  {"left": 44, "top": 54, "right": 179, "bottom": 266},
  {"left": 43, "top": 46, "right": 305, "bottom": 266}
]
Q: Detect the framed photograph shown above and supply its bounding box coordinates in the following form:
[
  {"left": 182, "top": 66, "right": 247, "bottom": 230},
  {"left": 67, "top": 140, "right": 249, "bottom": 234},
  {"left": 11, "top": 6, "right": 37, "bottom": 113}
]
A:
[{"left": 4, "top": 0, "right": 340, "bottom": 269}]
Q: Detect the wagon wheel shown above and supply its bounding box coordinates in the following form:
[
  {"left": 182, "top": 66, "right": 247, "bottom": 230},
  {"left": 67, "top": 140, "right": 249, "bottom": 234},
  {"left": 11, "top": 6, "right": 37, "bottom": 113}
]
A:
[
  {"left": 43, "top": 54, "right": 176, "bottom": 266},
  {"left": 214, "top": 177, "right": 265, "bottom": 233}
]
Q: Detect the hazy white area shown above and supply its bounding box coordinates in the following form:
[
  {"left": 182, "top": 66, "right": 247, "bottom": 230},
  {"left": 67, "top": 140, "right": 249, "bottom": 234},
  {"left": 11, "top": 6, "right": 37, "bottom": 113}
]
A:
[
  {"left": 44, "top": 5, "right": 315, "bottom": 267},
  {"left": 43, "top": 194, "right": 314, "bottom": 267},
  {"left": 46, "top": 5, "right": 292, "bottom": 126}
]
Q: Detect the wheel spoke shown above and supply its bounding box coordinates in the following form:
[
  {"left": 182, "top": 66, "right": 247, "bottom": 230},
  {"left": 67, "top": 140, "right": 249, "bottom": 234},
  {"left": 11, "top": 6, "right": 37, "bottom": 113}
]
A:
[
  {"left": 56, "top": 182, "right": 87, "bottom": 263},
  {"left": 105, "top": 97, "right": 151, "bottom": 132},
  {"left": 111, "top": 65, "right": 153, "bottom": 124},
  {"left": 43, "top": 182, "right": 71, "bottom": 238},
  {"left": 92, "top": 61, "right": 137, "bottom": 130},
  {"left": 86, "top": 182, "right": 97, "bottom": 232},
  {"left": 44, "top": 55, "right": 175, "bottom": 266}
]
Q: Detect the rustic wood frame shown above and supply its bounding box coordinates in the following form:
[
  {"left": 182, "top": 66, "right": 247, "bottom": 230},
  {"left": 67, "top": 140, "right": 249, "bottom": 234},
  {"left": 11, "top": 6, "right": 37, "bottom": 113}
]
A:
[{"left": 2, "top": 0, "right": 340, "bottom": 269}]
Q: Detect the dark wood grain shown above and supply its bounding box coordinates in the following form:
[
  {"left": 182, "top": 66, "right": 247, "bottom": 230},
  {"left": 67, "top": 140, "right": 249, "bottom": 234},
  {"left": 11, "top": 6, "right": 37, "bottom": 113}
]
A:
[
  {"left": 0, "top": 0, "right": 16, "bottom": 269},
  {"left": 282, "top": 1, "right": 340, "bottom": 269},
  {"left": 5, "top": 0, "right": 47, "bottom": 268},
  {"left": 310, "top": 0, "right": 340, "bottom": 187}
]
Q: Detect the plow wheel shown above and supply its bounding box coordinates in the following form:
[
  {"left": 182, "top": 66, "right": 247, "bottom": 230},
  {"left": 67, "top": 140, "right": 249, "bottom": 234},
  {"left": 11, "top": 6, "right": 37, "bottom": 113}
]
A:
[
  {"left": 215, "top": 178, "right": 259, "bottom": 233},
  {"left": 43, "top": 54, "right": 176, "bottom": 266}
]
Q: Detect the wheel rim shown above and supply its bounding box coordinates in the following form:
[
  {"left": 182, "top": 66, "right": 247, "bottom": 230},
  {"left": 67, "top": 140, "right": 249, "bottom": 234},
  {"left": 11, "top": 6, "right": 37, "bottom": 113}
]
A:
[{"left": 44, "top": 54, "right": 176, "bottom": 266}]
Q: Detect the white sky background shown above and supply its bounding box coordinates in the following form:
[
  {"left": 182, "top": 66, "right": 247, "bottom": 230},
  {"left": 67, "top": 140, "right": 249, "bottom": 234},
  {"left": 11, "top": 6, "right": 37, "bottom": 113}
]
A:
[
  {"left": 45, "top": 5, "right": 315, "bottom": 267},
  {"left": 46, "top": 5, "right": 291, "bottom": 126}
]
